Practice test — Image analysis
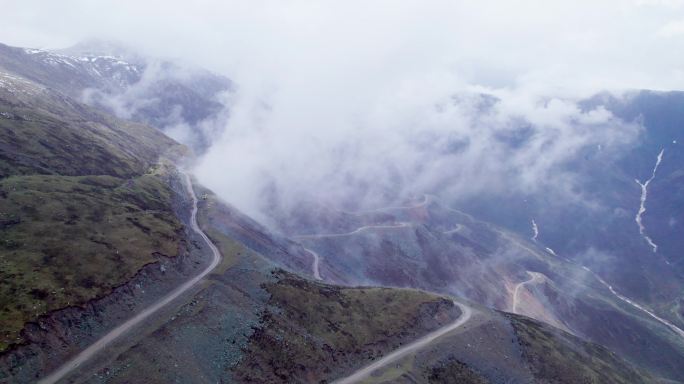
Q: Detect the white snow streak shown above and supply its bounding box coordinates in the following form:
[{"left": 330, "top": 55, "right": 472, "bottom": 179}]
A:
[
  {"left": 634, "top": 149, "right": 664, "bottom": 253},
  {"left": 583, "top": 266, "right": 684, "bottom": 340},
  {"left": 531, "top": 219, "right": 539, "bottom": 242}
]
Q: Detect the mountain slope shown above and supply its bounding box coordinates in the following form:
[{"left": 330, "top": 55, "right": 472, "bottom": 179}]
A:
[
  {"left": 0, "top": 43, "right": 141, "bottom": 97},
  {"left": 24, "top": 190, "right": 652, "bottom": 384},
  {"left": 0, "top": 71, "right": 180, "bottom": 178},
  {"left": 0, "top": 69, "right": 187, "bottom": 351},
  {"left": 347, "top": 310, "right": 654, "bottom": 384},
  {"left": 459, "top": 90, "right": 684, "bottom": 334},
  {"left": 0, "top": 42, "right": 232, "bottom": 152},
  {"left": 285, "top": 196, "right": 684, "bottom": 381},
  {"left": 0, "top": 41, "right": 675, "bottom": 384},
  {"left": 232, "top": 272, "right": 459, "bottom": 383}
]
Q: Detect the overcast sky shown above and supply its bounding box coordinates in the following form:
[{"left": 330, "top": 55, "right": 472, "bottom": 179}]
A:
[
  {"left": 3, "top": 0, "right": 683, "bottom": 223},
  {"left": 3, "top": 0, "right": 684, "bottom": 91}
]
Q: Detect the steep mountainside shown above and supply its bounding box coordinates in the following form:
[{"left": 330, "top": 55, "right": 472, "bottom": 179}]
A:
[
  {"left": 0, "top": 72, "right": 179, "bottom": 177},
  {"left": 285, "top": 195, "right": 684, "bottom": 382},
  {"left": 29, "top": 189, "right": 651, "bottom": 384},
  {"left": 458, "top": 90, "right": 684, "bottom": 333},
  {"left": 351, "top": 309, "right": 654, "bottom": 384},
  {"left": 0, "top": 70, "right": 190, "bottom": 351},
  {"left": 0, "top": 43, "right": 141, "bottom": 97},
  {"left": 0, "top": 42, "right": 232, "bottom": 152}
]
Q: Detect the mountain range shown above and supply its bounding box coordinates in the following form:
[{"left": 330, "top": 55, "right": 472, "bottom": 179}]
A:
[{"left": 0, "top": 41, "right": 682, "bottom": 383}]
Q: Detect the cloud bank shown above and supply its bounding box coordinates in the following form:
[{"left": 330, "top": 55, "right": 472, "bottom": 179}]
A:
[{"left": 2, "top": 0, "right": 682, "bottom": 224}]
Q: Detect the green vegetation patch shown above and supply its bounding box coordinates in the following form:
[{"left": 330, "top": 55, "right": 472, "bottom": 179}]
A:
[
  {"left": 0, "top": 173, "right": 182, "bottom": 351},
  {"left": 233, "top": 271, "right": 457, "bottom": 383},
  {"left": 0, "top": 112, "right": 139, "bottom": 178},
  {"left": 426, "top": 357, "right": 490, "bottom": 384},
  {"left": 509, "top": 315, "right": 652, "bottom": 384},
  {"left": 0, "top": 87, "right": 181, "bottom": 178}
]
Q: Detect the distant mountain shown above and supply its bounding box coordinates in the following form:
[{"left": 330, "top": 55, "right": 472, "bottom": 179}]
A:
[
  {"left": 283, "top": 194, "right": 684, "bottom": 382},
  {"left": 455, "top": 90, "right": 684, "bottom": 335},
  {"left": 270, "top": 89, "right": 684, "bottom": 381},
  {"left": 0, "top": 42, "right": 143, "bottom": 96},
  {"left": 0, "top": 42, "right": 233, "bottom": 152}
]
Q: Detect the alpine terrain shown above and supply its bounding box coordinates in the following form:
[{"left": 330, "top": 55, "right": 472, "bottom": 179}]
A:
[{"left": 1, "top": 4, "right": 684, "bottom": 383}]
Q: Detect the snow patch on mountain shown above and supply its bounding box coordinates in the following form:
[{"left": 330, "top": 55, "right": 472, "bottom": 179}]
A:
[
  {"left": 531, "top": 219, "right": 539, "bottom": 242},
  {"left": 22, "top": 47, "right": 142, "bottom": 88},
  {"left": 0, "top": 72, "right": 43, "bottom": 94}
]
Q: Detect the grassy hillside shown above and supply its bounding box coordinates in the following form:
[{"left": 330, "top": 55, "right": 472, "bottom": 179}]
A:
[
  {"left": 424, "top": 358, "right": 490, "bottom": 384},
  {"left": 16, "top": 189, "right": 662, "bottom": 384},
  {"left": 22, "top": 195, "right": 461, "bottom": 384},
  {"left": 337, "top": 310, "right": 654, "bottom": 384},
  {"left": 232, "top": 272, "right": 459, "bottom": 383},
  {"left": 0, "top": 71, "right": 185, "bottom": 351},
  {"left": 0, "top": 172, "right": 183, "bottom": 351},
  {"left": 0, "top": 72, "right": 181, "bottom": 178},
  {"left": 414, "top": 314, "right": 654, "bottom": 384},
  {"left": 509, "top": 315, "right": 653, "bottom": 384}
]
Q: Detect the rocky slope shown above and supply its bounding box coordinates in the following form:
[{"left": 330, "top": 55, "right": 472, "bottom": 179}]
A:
[
  {"left": 286, "top": 196, "right": 684, "bottom": 382},
  {"left": 41, "top": 190, "right": 654, "bottom": 384},
  {"left": 0, "top": 68, "right": 193, "bottom": 352},
  {"left": 354, "top": 309, "right": 655, "bottom": 384}
]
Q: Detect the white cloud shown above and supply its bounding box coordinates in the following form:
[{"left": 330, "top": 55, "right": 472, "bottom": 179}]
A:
[
  {"left": 195, "top": 77, "right": 641, "bottom": 223},
  {"left": 657, "top": 18, "right": 684, "bottom": 36},
  {"left": 635, "top": 0, "right": 684, "bottom": 8},
  {"left": 0, "top": 0, "right": 678, "bottom": 223}
]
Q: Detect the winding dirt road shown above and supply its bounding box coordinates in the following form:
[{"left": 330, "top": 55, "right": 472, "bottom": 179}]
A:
[
  {"left": 338, "top": 195, "right": 431, "bottom": 215},
  {"left": 511, "top": 271, "right": 545, "bottom": 313},
  {"left": 502, "top": 228, "right": 684, "bottom": 340},
  {"left": 293, "top": 222, "right": 411, "bottom": 239},
  {"left": 38, "top": 172, "right": 222, "bottom": 384},
  {"left": 442, "top": 224, "right": 464, "bottom": 234},
  {"left": 332, "top": 301, "right": 473, "bottom": 384},
  {"left": 305, "top": 248, "right": 322, "bottom": 280}
]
